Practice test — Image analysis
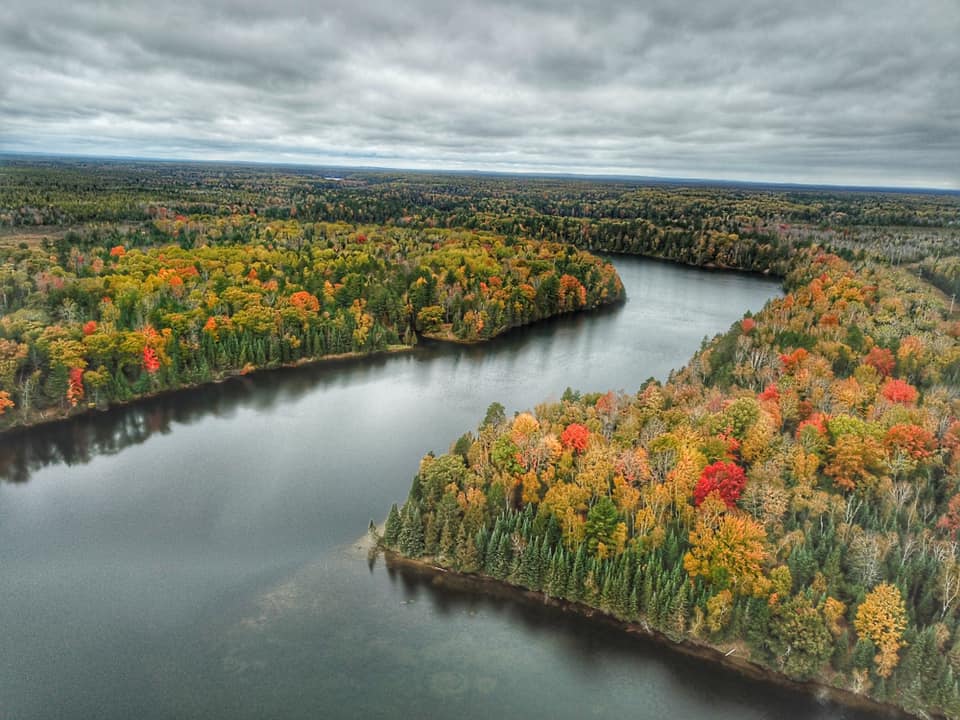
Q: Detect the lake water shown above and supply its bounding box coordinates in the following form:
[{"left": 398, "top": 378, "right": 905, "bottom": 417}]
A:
[{"left": 0, "top": 257, "right": 878, "bottom": 719}]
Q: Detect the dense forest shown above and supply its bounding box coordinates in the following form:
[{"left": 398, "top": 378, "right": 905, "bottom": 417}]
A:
[
  {"left": 5, "top": 157, "right": 960, "bottom": 717},
  {"left": 381, "top": 247, "right": 960, "bottom": 718},
  {"left": 3, "top": 158, "right": 958, "bottom": 277},
  {"left": 0, "top": 219, "right": 622, "bottom": 429}
]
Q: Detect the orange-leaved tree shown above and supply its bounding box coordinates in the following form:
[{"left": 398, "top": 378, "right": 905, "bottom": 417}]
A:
[
  {"left": 881, "top": 378, "right": 918, "bottom": 405},
  {"left": 561, "top": 423, "right": 590, "bottom": 453}
]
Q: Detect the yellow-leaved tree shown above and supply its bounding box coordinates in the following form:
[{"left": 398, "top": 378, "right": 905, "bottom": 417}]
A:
[
  {"left": 854, "top": 583, "right": 907, "bottom": 677},
  {"left": 683, "top": 513, "right": 769, "bottom": 597}
]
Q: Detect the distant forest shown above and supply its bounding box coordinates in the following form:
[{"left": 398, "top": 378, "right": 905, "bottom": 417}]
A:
[{"left": 3, "top": 157, "right": 960, "bottom": 717}]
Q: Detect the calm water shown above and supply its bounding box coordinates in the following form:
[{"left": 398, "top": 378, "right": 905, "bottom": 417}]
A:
[{"left": 0, "top": 258, "right": 878, "bottom": 719}]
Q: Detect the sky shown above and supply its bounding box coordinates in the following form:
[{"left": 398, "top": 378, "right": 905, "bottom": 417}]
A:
[{"left": 2, "top": 0, "right": 958, "bottom": 188}]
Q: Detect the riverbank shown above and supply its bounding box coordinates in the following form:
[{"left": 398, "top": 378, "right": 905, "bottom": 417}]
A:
[
  {"left": 593, "top": 248, "right": 786, "bottom": 281},
  {"left": 0, "top": 254, "right": 797, "bottom": 717},
  {"left": 420, "top": 295, "right": 629, "bottom": 345},
  {"left": 0, "top": 289, "right": 628, "bottom": 436},
  {"left": 382, "top": 549, "right": 917, "bottom": 720},
  {"left": 0, "top": 344, "right": 416, "bottom": 436}
]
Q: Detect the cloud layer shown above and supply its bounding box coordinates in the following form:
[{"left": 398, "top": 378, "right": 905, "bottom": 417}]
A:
[{"left": 2, "top": 0, "right": 958, "bottom": 187}]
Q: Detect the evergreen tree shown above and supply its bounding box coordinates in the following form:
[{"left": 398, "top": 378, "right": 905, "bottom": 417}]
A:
[
  {"left": 384, "top": 503, "right": 402, "bottom": 547},
  {"left": 668, "top": 581, "right": 689, "bottom": 637},
  {"left": 424, "top": 511, "right": 440, "bottom": 556},
  {"left": 483, "top": 528, "right": 502, "bottom": 575},
  {"left": 455, "top": 524, "right": 481, "bottom": 573},
  {"left": 519, "top": 537, "right": 543, "bottom": 591},
  {"left": 569, "top": 544, "right": 588, "bottom": 602},
  {"left": 398, "top": 502, "right": 425, "bottom": 557},
  {"left": 584, "top": 496, "right": 619, "bottom": 556},
  {"left": 493, "top": 532, "right": 512, "bottom": 580}
]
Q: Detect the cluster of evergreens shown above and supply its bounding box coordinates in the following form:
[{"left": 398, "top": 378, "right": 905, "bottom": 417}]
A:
[
  {"left": 0, "top": 220, "right": 622, "bottom": 428},
  {"left": 383, "top": 248, "right": 960, "bottom": 718}
]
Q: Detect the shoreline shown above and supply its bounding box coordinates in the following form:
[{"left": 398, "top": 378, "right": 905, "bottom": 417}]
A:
[
  {"left": 590, "top": 248, "right": 786, "bottom": 281},
  {"left": 0, "top": 294, "right": 626, "bottom": 437},
  {"left": 382, "top": 549, "right": 919, "bottom": 720},
  {"left": 0, "top": 344, "right": 417, "bottom": 437},
  {"left": 419, "top": 296, "right": 628, "bottom": 345}
]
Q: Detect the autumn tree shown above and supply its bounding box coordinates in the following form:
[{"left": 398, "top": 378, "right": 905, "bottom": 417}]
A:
[
  {"left": 693, "top": 461, "right": 747, "bottom": 508},
  {"left": 883, "top": 424, "right": 935, "bottom": 461},
  {"left": 881, "top": 378, "right": 919, "bottom": 405},
  {"left": 561, "top": 423, "right": 590, "bottom": 453},
  {"left": 864, "top": 346, "right": 895, "bottom": 377},
  {"left": 66, "top": 367, "right": 84, "bottom": 407},
  {"left": 0, "top": 391, "right": 14, "bottom": 415},
  {"left": 854, "top": 583, "right": 907, "bottom": 678},
  {"left": 938, "top": 494, "right": 960, "bottom": 539},
  {"left": 684, "top": 513, "right": 769, "bottom": 596},
  {"left": 824, "top": 434, "right": 885, "bottom": 492}
]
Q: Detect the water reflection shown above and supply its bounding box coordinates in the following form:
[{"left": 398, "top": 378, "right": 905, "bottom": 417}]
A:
[
  {"left": 0, "top": 354, "right": 392, "bottom": 482},
  {"left": 0, "top": 306, "right": 625, "bottom": 484},
  {"left": 380, "top": 557, "right": 900, "bottom": 720},
  {"left": 182, "top": 541, "right": 892, "bottom": 720}
]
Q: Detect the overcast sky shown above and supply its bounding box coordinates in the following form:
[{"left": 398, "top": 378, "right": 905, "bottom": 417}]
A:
[{"left": 2, "top": 0, "right": 958, "bottom": 187}]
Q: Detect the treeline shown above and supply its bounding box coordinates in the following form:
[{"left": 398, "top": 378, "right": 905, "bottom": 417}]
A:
[
  {"left": 383, "top": 249, "right": 960, "bottom": 719},
  {"left": 0, "top": 222, "right": 622, "bottom": 429},
  {"left": 3, "top": 160, "right": 958, "bottom": 278}
]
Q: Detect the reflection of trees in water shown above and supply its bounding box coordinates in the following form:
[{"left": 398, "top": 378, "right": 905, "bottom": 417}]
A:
[
  {"left": 0, "top": 353, "right": 397, "bottom": 483},
  {"left": 0, "top": 302, "right": 626, "bottom": 484},
  {"left": 383, "top": 560, "right": 879, "bottom": 720}
]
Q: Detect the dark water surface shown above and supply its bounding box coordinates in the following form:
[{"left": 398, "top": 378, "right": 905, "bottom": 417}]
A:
[{"left": 0, "top": 258, "right": 878, "bottom": 719}]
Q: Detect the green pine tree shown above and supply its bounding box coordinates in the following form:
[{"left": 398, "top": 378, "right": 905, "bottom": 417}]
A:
[{"left": 384, "top": 503, "right": 402, "bottom": 547}]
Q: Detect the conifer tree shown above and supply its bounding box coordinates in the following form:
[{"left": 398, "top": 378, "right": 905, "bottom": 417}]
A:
[
  {"left": 399, "top": 502, "right": 425, "bottom": 557},
  {"left": 384, "top": 503, "right": 402, "bottom": 547},
  {"left": 455, "top": 523, "right": 481, "bottom": 573}
]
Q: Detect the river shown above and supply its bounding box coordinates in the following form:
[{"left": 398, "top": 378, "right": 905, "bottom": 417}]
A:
[{"left": 0, "top": 257, "right": 877, "bottom": 719}]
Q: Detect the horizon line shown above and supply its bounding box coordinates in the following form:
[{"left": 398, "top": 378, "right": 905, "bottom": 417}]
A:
[{"left": 2, "top": 150, "right": 958, "bottom": 196}]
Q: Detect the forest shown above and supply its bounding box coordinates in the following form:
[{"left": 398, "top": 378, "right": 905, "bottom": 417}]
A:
[
  {"left": 4, "top": 157, "right": 960, "bottom": 717},
  {"left": 3, "top": 158, "right": 959, "bottom": 277},
  {"left": 0, "top": 217, "right": 622, "bottom": 429},
  {"left": 381, "top": 247, "right": 960, "bottom": 718}
]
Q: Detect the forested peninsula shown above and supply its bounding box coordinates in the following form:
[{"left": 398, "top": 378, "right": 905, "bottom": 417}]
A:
[
  {"left": 0, "top": 223, "right": 622, "bottom": 430},
  {"left": 381, "top": 248, "right": 960, "bottom": 719}
]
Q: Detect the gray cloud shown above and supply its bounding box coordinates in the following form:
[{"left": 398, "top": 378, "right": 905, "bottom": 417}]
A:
[{"left": 1, "top": 0, "right": 958, "bottom": 187}]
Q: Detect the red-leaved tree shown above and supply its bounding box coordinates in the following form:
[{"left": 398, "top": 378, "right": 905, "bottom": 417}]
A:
[
  {"left": 881, "top": 378, "right": 918, "bottom": 405},
  {"left": 560, "top": 423, "right": 590, "bottom": 453},
  {"left": 67, "top": 367, "right": 84, "bottom": 407},
  {"left": 884, "top": 424, "right": 936, "bottom": 460},
  {"left": 143, "top": 346, "right": 161, "bottom": 374},
  {"left": 939, "top": 494, "right": 960, "bottom": 538},
  {"left": 693, "top": 461, "right": 747, "bottom": 508},
  {"left": 864, "top": 346, "right": 895, "bottom": 377}
]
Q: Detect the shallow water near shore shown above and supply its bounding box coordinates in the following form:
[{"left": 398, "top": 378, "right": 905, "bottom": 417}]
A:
[{"left": 0, "top": 257, "right": 880, "bottom": 720}]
